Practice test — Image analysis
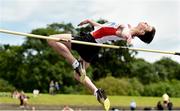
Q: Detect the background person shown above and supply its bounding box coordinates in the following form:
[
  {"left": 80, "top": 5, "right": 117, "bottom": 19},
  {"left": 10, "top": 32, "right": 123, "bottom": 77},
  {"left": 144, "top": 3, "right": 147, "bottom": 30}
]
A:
[
  {"left": 19, "top": 91, "right": 29, "bottom": 108},
  {"left": 49, "top": 80, "right": 55, "bottom": 95},
  {"left": 156, "top": 101, "right": 163, "bottom": 110},
  {"left": 130, "top": 100, "right": 136, "bottom": 110},
  {"left": 162, "top": 93, "right": 173, "bottom": 110}
]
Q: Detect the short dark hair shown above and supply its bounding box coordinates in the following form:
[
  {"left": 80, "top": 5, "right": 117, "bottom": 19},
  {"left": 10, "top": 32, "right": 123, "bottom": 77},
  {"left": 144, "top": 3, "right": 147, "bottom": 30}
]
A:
[{"left": 138, "top": 27, "right": 156, "bottom": 44}]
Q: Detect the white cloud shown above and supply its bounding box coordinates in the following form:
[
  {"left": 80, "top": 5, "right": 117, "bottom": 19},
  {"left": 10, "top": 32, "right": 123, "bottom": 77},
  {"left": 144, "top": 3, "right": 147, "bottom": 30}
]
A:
[
  {"left": 1, "top": 0, "right": 41, "bottom": 22},
  {"left": 0, "top": 0, "right": 94, "bottom": 26}
]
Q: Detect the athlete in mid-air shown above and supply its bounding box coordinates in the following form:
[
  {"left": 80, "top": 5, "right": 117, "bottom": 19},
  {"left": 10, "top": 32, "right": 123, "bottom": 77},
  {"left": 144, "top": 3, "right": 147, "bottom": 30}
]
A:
[{"left": 47, "top": 19, "right": 156, "bottom": 110}]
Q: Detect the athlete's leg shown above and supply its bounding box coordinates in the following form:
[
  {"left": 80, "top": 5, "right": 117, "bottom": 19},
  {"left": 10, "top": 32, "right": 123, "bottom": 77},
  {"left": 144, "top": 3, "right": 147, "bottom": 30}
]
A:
[
  {"left": 48, "top": 35, "right": 97, "bottom": 92},
  {"left": 48, "top": 35, "right": 110, "bottom": 110},
  {"left": 47, "top": 34, "right": 86, "bottom": 82},
  {"left": 74, "top": 59, "right": 98, "bottom": 93},
  {"left": 47, "top": 34, "right": 76, "bottom": 64},
  {"left": 74, "top": 59, "right": 110, "bottom": 111}
]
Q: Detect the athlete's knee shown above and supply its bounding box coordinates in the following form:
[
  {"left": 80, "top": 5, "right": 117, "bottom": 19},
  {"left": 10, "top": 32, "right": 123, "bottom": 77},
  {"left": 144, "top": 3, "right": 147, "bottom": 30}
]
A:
[
  {"left": 74, "top": 72, "right": 82, "bottom": 82},
  {"left": 74, "top": 72, "right": 79, "bottom": 80},
  {"left": 47, "top": 35, "right": 56, "bottom": 45},
  {"left": 47, "top": 39, "right": 56, "bottom": 47}
]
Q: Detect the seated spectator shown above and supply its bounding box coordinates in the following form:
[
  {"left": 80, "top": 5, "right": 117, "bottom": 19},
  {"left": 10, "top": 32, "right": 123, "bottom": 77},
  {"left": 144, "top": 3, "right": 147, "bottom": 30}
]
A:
[
  {"left": 162, "top": 93, "right": 173, "bottom": 110},
  {"left": 156, "top": 101, "right": 163, "bottom": 110},
  {"left": 162, "top": 93, "right": 169, "bottom": 107},
  {"left": 167, "top": 101, "right": 173, "bottom": 110},
  {"left": 130, "top": 100, "right": 136, "bottom": 110},
  {"left": 12, "top": 90, "right": 20, "bottom": 99},
  {"left": 19, "top": 91, "right": 29, "bottom": 108},
  {"left": 62, "top": 105, "right": 74, "bottom": 111}
]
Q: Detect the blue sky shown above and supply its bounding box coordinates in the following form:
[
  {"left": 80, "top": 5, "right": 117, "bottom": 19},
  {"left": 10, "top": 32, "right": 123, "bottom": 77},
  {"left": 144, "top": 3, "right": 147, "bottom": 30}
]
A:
[{"left": 0, "top": 0, "right": 180, "bottom": 63}]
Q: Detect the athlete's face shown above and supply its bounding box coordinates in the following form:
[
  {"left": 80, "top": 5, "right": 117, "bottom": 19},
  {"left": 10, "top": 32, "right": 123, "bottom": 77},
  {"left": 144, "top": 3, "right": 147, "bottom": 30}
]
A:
[{"left": 138, "top": 22, "right": 152, "bottom": 32}]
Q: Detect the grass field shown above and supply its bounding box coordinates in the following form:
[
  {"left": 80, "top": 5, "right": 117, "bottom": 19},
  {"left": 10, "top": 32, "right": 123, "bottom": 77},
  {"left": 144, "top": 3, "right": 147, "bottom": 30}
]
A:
[{"left": 0, "top": 92, "right": 180, "bottom": 108}]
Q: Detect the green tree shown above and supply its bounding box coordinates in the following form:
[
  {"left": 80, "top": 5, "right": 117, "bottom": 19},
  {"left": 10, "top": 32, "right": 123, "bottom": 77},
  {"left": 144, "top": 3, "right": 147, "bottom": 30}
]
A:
[
  {"left": 154, "top": 57, "right": 180, "bottom": 80},
  {"left": 130, "top": 58, "right": 159, "bottom": 84},
  {"left": 0, "top": 23, "right": 79, "bottom": 92},
  {"left": 0, "top": 45, "right": 26, "bottom": 89},
  {"left": 143, "top": 80, "right": 180, "bottom": 97},
  {"left": 20, "top": 23, "right": 77, "bottom": 92},
  {"left": 0, "top": 78, "right": 15, "bottom": 92},
  {"left": 95, "top": 76, "right": 143, "bottom": 96}
]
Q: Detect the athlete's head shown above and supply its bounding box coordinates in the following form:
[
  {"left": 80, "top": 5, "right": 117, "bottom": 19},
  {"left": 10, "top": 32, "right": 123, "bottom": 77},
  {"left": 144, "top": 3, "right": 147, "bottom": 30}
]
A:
[{"left": 136, "top": 22, "right": 156, "bottom": 44}]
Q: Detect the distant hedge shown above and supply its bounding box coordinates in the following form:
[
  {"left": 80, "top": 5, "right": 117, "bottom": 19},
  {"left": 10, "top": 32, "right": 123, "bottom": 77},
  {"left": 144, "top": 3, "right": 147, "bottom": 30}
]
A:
[
  {"left": 95, "top": 76, "right": 143, "bottom": 96},
  {"left": 95, "top": 76, "right": 180, "bottom": 97},
  {"left": 0, "top": 78, "right": 15, "bottom": 92},
  {"left": 142, "top": 80, "right": 180, "bottom": 97}
]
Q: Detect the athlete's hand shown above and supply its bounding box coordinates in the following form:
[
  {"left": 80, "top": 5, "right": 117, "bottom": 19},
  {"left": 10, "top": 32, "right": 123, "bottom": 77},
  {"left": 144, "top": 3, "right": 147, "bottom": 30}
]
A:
[
  {"left": 78, "top": 19, "right": 89, "bottom": 26},
  {"left": 127, "top": 38, "right": 132, "bottom": 45}
]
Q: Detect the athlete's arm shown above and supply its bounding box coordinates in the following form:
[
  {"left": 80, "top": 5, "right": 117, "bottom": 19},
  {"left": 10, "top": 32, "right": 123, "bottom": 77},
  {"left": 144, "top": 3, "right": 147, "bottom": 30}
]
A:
[
  {"left": 121, "top": 29, "right": 132, "bottom": 44},
  {"left": 78, "top": 19, "right": 103, "bottom": 27}
]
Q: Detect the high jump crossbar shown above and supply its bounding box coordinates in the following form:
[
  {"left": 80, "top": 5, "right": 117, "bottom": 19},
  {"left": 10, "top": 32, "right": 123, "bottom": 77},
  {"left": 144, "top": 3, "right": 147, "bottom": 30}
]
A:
[{"left": 0, "top": 29, "right": 179, "bottom": 56}]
